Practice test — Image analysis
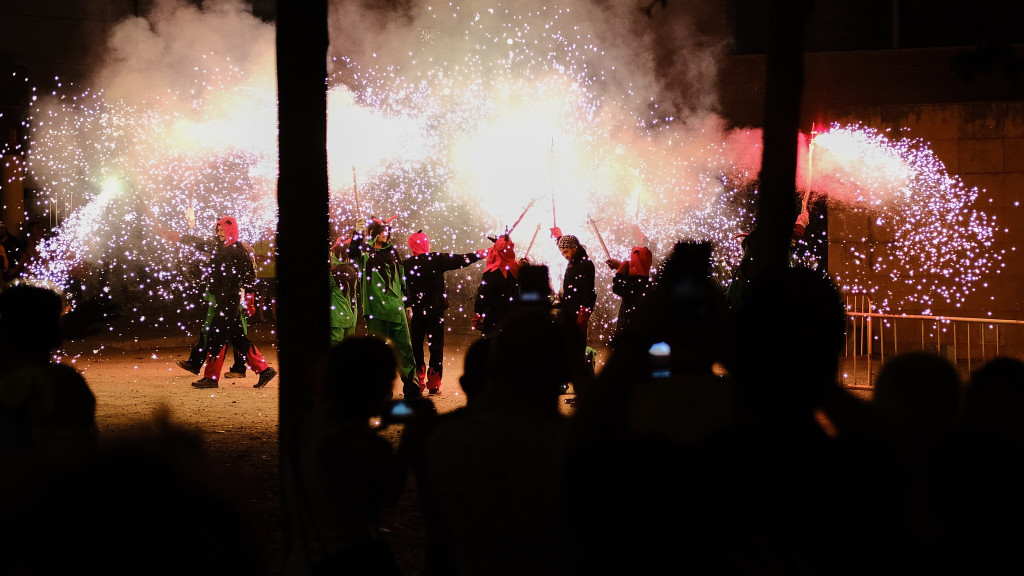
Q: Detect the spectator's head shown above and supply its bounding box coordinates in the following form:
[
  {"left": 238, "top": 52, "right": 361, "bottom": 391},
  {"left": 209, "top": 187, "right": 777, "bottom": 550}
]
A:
[
  {"left": 459, "top": 337, "right": 490, "bottom": 402},
  {"left": 728, "top": 266, "right": 847, "bottom": 418},
  {"left": 873, "top": 351, "right": 961, "bottom": 461},
  {"left": 318, "top": 336, "right": 397, "bottom": 420},
  {"left": 0, "top": 284, "right": 64, "bottom": 364},
  {"left": 964, "top": 356, "right": 1024, "bottom": 447},
  {"left": 484, "top": 306, "right": 572, "bottom": 411}
]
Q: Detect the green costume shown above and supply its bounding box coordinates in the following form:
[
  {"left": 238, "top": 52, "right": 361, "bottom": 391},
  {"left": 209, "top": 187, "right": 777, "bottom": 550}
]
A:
[
  {"left": 329, "top": 250, "right": 357, "bottom": 344},
  {"left": 349, "top": 232, "right": 421, "bottom": 397}
]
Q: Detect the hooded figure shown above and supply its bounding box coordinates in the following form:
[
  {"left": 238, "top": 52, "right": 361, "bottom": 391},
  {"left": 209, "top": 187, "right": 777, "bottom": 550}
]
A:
[
  {"left": 473, "top": 235, "right": 522, "bottom": 338},
  {"left": 608, "top": 246, "right": 654, "bottom": 340},
  {"left": 349, "top": 217, "right": 422, "bottom": 397},
  {"left": 177, "top": 216, "right": 277, "bottom": 389},
  {"left": 402, "top": 230, "right": 487, "bottom": 394}
]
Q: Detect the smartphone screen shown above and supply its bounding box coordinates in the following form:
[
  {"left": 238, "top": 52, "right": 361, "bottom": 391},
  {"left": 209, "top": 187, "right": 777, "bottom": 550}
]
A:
[{"left": 648, "top": 341, "right": 671, "bottom": 379}]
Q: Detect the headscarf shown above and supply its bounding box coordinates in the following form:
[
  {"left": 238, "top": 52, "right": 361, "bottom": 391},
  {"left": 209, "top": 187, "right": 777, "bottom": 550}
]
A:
[
  {"left": 629, "top": 246, "right": 653, "bottom": 277},
  {"left": 216, "top": 216, "right": 239, "bottom": 246},
  {"left": 407, "top": 230, "right": 430, "bottom": 255},
  {"left": 484, "top": 235, "right": 520, "bottom": 278},
  {"left": 557, "top": 234, "right": 579, "bottom": 250}
]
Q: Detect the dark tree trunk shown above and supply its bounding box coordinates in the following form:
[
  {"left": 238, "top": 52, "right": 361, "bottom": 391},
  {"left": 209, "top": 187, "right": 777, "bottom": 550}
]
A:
[
  {"left": 276, "top": 0, "right": 330, "bottom": 563},
  {"left": 751, "top": 0, "right": 815, "bottom": 278}
]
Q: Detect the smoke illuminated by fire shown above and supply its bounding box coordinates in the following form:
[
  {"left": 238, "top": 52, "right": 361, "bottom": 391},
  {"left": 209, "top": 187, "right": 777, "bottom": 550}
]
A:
[{"left": 7, "top": 0, "right": 1005, "bottom": 339}]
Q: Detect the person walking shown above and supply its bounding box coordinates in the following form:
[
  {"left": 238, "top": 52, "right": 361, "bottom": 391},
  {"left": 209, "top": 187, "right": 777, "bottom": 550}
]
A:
[
  {"left": 402, "top": 229, "right": 487, "bottom": 395},
  {"left": 167, "top": 216, "right": 277, "bottom": 389}
]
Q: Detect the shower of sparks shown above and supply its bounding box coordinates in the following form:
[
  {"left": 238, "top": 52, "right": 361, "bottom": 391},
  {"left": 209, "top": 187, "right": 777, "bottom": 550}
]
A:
[
  {"left": 802, "top": 123, "right": 1004, "bottom": 314},
  {"left": 7, "top": 1, "right": 1005, "bottom": 342}
]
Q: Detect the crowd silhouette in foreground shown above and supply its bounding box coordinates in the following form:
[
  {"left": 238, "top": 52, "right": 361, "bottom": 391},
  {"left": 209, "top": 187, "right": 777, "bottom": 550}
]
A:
[{"left": 3, "top": 238, "right": 1024, "bottom": 575}]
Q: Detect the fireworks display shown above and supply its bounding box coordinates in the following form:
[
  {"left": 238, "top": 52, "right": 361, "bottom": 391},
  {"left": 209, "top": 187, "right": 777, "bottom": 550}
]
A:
[{"left": 3, "top": 0, "right": 1005, "bottom": 341}]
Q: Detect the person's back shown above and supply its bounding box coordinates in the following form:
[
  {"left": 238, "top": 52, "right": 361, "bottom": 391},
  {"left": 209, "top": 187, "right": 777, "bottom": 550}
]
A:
[
  {"left": 706, "top": 265, "right": 884, "bottom": 574},
  {"left": 423, "top": 307, "right": 572, "bottom": 575},
  {"left": 285, "top": 336, "right": 407, "bottom": 576},
  {"left": 962, "top": 356, "right": 1024, "bottom": 447},
  {"left": 872, "top": 351, "right": 961, "bottom": 472}
]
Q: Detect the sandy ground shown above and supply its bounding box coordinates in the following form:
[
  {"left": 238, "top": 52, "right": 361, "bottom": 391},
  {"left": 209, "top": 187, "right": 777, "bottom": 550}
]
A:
[{"left": 58, "top": 319, "right": 580, "bottom": 575}]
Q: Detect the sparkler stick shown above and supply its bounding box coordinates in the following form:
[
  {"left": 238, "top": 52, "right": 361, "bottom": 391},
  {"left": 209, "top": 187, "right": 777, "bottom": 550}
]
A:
[
  {"left": 549, "top": 137, "right": 557, "bottom": 229},
  {"left": 508, "top": 198, "right": 536, "bottom": 236},
  {"left": 524, "top": 222, "right": 542, "bottom": 259},
  {"left": 587, "top": 214, "right": 611, "bottom": 260},
  {"left": 803, "top": 123, "right": 817, "bottom": 213},
  {"left": 352, "top": 165, "right": 362, "bottom": 214}
]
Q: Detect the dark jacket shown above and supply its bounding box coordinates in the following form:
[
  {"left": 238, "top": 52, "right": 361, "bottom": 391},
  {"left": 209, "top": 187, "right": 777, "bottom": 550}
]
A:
[
  {"left": 560, "top": 248, "right": 596, "bottom": 314},
  {"left": 612, "top": 273, "right": 652, "bottom": 336},
  {"left": 403, "top": 252, "right": 483, "bottom": 315},
  {"left": 182, "top": 234, "right": 256, "bottom": 315},
  {"left": 474, "top": 268, "right": 520, "bottom": 336}
]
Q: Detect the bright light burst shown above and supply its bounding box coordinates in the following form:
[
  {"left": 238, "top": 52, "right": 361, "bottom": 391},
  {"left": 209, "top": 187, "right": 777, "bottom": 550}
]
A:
[
  {"left": 806, "top": 123, "right": 1003, "bottom": 314},
  {"left": 12, "top": 1, "right": 1005, "bottom": 340}
]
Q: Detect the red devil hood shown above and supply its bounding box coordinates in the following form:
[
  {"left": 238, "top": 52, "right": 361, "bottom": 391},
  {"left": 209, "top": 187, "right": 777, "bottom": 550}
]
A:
[
  {"left": 407, "top": 230, "right": 430, "bottom": 255},
  {"left": 484, "top": 235, "right": 519, "bottom": 278},
  {"left": 629, "top": 246, "right": 653, "bottom": 276},
  {"left": 217, "top": 216, "right": 240, "bottom": 246}
]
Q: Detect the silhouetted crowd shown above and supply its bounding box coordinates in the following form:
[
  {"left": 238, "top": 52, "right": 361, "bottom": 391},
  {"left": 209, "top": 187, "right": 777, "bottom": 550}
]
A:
[
  {"left": 4, "top": 238, "right": 1024, "bottom": 575},
  {"left": 284, "top": 239, "right": 1024, "bottom": 576}
]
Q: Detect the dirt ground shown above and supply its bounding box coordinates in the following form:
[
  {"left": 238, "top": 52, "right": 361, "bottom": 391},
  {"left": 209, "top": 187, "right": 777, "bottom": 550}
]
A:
[{"left": 59, "top": 319, "right": 579, "bottom": 575}]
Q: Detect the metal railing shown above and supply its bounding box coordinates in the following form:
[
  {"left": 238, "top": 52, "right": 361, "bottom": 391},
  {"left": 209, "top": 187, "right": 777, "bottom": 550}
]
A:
[{"left": 842, "top": 294, "right": 1024, "bottom": 389}]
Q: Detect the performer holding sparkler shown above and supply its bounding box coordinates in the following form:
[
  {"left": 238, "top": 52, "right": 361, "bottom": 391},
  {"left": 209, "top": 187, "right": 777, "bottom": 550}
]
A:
[
  {"left": 349, "top": 217, "right": 422, "bottom": 398},
  {"left": 605, "top": 245, "right": 654, "bottom": 343},
  {"left": 550, "top": 227, "right": 597, "bottom": 378},
  {"left": 402, "top": 229, "right": 488, "bottom": 395},
  {"left": 472, "top": 234, "right": 524, "bottom": 339}
]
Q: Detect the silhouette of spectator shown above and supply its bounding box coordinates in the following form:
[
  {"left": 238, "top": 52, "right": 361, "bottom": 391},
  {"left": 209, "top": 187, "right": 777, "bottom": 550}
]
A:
[
  {"left": 421, "top": 305, "right": 573, "bottom": 576},
  {"left": 898, "top": 355, "right": 1024, "bottom": 575},
  {"left": 696, "top": 265, "right": 899, "bottom": 574},
  {"left": 0, "top": 284, "right": 99, "bottom": 568},
  {"left": 405, "top": 335, "right": 490, "bottom": 576},
  {"left": 871, "top": 350, "right": 962, "bottom": 472},
  {"left": 561, "top": 241, "right": 740, "bottom": 575},
  {"left": 909, "top": 354, "right": 1024, "bottom": 576},
  {"left": 13, "top": 409, "right": 267, "bottom": 575},
  {"left": 284, "top": 336, "right": 422, "bottom": 576},
  {"left": 962, "top": 355, "right": 1024, "bottom": 447}
]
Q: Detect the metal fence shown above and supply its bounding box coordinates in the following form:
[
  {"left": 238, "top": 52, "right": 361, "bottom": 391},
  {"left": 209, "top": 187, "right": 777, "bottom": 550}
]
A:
[{"left": 842, "top": 294, "right": 1024, "bottom": 389}]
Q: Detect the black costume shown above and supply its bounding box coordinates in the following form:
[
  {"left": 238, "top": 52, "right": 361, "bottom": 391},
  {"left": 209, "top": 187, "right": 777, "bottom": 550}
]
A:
[{"left": 403, "top": 233, "right": 484, "bottom": 393}]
